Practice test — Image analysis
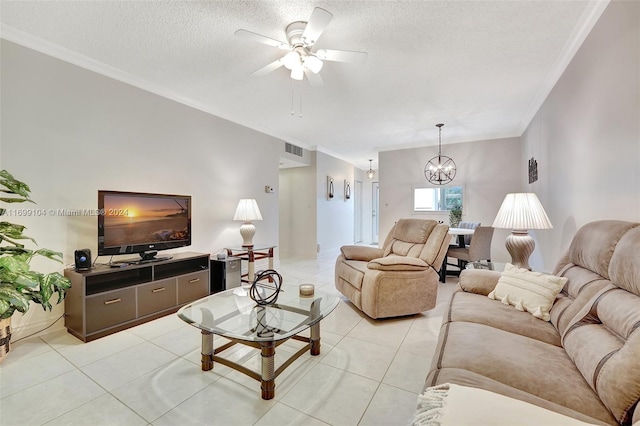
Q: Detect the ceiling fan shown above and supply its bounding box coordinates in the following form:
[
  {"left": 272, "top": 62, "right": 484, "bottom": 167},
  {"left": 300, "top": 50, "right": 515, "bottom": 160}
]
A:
[{"left": 235, "top": 7, "right": 368, "bottom": 86}]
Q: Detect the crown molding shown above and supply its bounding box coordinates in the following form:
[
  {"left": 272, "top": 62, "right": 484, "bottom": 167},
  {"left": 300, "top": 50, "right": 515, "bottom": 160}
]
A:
[{"left": 517, "top": 0, "right": 610, "bottom": 134}]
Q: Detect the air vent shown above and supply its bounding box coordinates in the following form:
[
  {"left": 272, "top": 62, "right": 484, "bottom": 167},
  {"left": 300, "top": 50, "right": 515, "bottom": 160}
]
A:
[{"left": 285, "top": 143, "right": 303, "bottom": 157}]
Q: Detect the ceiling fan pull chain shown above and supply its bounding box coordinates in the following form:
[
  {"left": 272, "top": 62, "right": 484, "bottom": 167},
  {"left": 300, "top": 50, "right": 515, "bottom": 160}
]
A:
[
  {"left": 299, "top": 82, "right": 303, "bottom": 118},
  {"left": 290, "top": 79, "right": 295, "bottom": 116}
]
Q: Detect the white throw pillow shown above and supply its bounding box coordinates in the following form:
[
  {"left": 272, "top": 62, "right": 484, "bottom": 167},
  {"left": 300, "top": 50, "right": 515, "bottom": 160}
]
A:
[{"left": 488, "top": 263, "right": 567, "bottom": 321}]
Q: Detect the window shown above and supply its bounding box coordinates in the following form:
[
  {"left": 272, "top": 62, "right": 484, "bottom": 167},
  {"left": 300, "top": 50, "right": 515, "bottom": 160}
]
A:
[{"left": 413, "top": 186, "right": 463, "bottom": 212}]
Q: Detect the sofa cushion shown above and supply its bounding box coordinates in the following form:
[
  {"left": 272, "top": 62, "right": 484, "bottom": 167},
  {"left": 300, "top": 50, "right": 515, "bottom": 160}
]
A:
[
  {"left": 431, "top": 321, "right": 616, "bottom": 424},
  {"left": 382, "top": 219, "right": 438, "bottom": 258},
  {"left": 419, "top": 223, "right": 450, "bottom": 266},
  {"left": 425, "top": 368, "right": 616, "bottom": 425},
  {"left": 488, "top": 264, "right": 567, "bottom": 321},
  {"left": 392, "top": 218, "right": 435, "bottom": 243},
  {"left": 340, "top": 245, "right": 384, "bottom": 262},
  {"left": 458, "top": 269, "right": 501, "bottom": 296},
  {"left": 608, "top": 226, "right": 640, "bottom": 295},
  {"left": 367, "top": 255, "right": 428, "bottom": 271},
  {"left": 567, "top": 220, "right": 639, "bottom": 280},
  {"left": 550, "top": 264, "right": 612, "bottom": 336},
  {"left": 446, "top": 288, "right": 561, "bottom": 346},
  {"left": 385, "top": 240, "right": 424, "bottom": 258},
  {"left": 562, "top": 287, "right": 640, "bottom": 425}
]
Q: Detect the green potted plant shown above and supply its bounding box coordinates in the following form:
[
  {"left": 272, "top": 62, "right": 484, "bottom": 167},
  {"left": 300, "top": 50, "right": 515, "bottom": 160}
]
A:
[
  {"left": 0, "top": 170, "right": 71, "bottom": 363},
  {"left": 449, "top": 202, "right": 462, "bottom": 228}
]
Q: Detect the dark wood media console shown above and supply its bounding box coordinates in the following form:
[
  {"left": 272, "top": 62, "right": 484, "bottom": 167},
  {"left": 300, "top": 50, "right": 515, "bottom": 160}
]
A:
[{"left": 64, "top": 252, "right": 210, "bottom": 342}]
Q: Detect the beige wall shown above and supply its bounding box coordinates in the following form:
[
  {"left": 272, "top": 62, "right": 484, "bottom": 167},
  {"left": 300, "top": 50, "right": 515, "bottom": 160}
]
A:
[
  {"left": 278, "top": 153, "right": 318, "bottom": 258},
  {"left": 316, "top": 151, "right": 355, "bottom": 254},
  {"left": 380, "top": 137, "right": 522, "bottom": 263},
  {"left": 1, "top": 40, "right": 282, "bottom": 338},
  {"left": 522, "top": 0, "right": 640, "bottom": 272}
]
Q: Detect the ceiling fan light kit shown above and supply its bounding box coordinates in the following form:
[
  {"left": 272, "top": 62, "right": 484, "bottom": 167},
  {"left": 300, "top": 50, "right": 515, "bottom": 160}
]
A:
[{"left": 235, "top": 7, "right": 367, "bottom": 86}]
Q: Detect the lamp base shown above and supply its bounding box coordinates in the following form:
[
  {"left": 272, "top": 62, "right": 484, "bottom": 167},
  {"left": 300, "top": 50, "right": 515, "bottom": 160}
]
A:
[
  {"left": 505, "top": 230, "right": 535, "bottom": 270},
  {"left": 239, "top": 222, "right": 256, "bottom": 247}
]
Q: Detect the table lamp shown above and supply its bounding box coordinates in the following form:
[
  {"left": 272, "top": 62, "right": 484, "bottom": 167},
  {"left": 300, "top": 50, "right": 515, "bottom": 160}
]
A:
[
  {"left": 233, "top": 199, "right": 263, "bottom": 247},
  {"left": 492, "top": 193, "right": 552, "bottom": 270}
]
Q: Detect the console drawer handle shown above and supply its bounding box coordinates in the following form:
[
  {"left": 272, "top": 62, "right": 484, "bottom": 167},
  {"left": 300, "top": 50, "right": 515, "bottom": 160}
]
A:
[
  {"left": 104, "top": 298, "right": 121, "bottom": 305},
  {"left": 188, "top": 278, "right": 201, "bottom": 284},
  {"left": 152, "top": 287, "right": 166, "bottom": 293}
]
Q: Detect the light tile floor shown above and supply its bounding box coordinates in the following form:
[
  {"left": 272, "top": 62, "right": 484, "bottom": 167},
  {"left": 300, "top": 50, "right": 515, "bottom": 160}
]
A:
[{"left": 0, "top": 253, "right": 459, "bottom": 426}]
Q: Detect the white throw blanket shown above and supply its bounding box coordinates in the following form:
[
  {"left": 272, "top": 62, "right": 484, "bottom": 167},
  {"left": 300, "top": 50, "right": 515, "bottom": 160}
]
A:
[{"left": 413, "top": 384, "right": 596, "bottom": 426}]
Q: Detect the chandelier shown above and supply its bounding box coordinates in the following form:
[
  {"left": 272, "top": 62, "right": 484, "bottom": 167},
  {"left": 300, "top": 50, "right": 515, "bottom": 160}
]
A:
[
  {"left": 367, "top": 159, "right": 375, "bottom": 179},
  {"left": 424, "top": 123, "right": 456, "bottom": 185}
]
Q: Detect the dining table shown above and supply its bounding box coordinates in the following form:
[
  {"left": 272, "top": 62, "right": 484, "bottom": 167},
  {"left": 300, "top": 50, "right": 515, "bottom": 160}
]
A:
[{"left": 440, "top": 227, "right": 476, "bottom": 282}]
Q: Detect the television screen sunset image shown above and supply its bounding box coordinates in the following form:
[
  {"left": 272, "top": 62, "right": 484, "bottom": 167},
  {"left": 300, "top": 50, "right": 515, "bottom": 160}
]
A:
[{"left": 103, "top": 194, "right": 190, "bottom": 247}]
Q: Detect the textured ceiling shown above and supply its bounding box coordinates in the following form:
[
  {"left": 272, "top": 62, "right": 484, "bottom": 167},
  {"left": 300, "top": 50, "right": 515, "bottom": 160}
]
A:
[{"left": 0, "top": 1, "right": 606, "bottom": 169}]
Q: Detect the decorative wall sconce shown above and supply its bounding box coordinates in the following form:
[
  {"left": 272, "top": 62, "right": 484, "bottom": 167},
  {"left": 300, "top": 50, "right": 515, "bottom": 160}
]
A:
[
  {"left": 344, "top": 180, "right": 351, "bottom": 201},
  {"left": 327, "top": 176, "right": 334, "bottom": 200},
  {"left": 528, "top": 157, "right": 538, "bottom": 183}
]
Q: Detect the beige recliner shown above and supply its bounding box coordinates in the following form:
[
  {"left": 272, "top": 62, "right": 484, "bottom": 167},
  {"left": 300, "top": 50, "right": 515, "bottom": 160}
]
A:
[{"left": 335, "top": 219, "right": 450, "bottom": 319}]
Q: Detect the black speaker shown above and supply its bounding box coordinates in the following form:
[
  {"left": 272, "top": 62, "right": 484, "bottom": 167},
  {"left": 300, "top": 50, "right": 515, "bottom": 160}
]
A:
[{"left": 74, "top": 249, "right": 92, "bottom": 271}]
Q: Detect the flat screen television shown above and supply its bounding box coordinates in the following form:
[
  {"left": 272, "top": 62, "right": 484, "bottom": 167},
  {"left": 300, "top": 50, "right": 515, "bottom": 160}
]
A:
[{"left": 98, "top": 190, "right": 191, "bottom": 261}]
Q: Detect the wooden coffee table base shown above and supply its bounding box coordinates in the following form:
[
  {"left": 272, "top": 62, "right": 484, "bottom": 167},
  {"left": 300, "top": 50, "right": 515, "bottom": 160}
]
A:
[{"left": 199, "top": 322, "right": 321, "bottom": 400}]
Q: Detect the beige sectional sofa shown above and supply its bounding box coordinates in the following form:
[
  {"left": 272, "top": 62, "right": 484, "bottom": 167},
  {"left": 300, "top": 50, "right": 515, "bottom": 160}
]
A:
[{"left": 425, "top": 220, "right": 640, "bottom": 425}]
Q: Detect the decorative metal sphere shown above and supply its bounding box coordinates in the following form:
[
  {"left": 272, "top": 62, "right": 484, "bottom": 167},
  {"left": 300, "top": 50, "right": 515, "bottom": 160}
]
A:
[
  {"left": 424, "top": 123, "right": 456, "bottom": 185},
  {"left": 249, "top": 269, "right": 283, "bottom": 306},
  {"left": 424, "top": 155, "right": 457, "bottom": 185}
]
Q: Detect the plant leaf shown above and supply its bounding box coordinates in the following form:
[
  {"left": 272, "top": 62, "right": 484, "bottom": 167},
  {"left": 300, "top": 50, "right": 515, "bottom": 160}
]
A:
[
  {"left": 0, "top": 255, "right": 31, "bottom": 273},
  {"left": 0, "top": 170, "right": 32, "bottom": 199},
  {"left": 0, "top": 283, "right": 31, "bottom": 313},
  {"left": 0, "top": 299, "right": 10, "bottom": 317},
  {"left": 0, "top": 269, "right": 40, "bottom": 289},
  {"left": 34, "top": 248, "right": 64, "bottom": 263},
  {"left": 0, "top": 222, "right": 36, "bottom": 243},
  {"left": 0, "top": 246, "right": 31, "bottom": 256},
  {"left": 0, "top": 305, "right": 16, "bottom": 319},
  {"left": 0, "top": 197, "right": 34, "bottom": 204}
]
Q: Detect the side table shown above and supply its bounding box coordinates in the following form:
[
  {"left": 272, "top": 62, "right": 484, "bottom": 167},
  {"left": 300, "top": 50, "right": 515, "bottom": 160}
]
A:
[
  {"left": 225, "top": 245, "right": 276, "bottom": 283},
  {"left": 466, "top": 262, "right": 507, "bottom": 272}
]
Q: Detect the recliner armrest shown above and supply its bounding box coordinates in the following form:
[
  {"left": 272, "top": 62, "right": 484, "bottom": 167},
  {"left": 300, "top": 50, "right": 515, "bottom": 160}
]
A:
[
  {"left": 368, "top": 256, "right": 428, "bottom": 271},
  {"left": 459, "top": 269, "right": 502, "bottom": 296},
  {"left": 341, "top": 245, "right": 384, "bottom": 261}
]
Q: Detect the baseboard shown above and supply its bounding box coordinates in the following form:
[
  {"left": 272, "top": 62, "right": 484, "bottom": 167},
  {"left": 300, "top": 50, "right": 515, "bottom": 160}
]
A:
[
  {"left": 279, "top": 249, "right": 317, "bottom": 259},
  {"left": 10, "top": 314, "right": 66, "bottom": 342}
]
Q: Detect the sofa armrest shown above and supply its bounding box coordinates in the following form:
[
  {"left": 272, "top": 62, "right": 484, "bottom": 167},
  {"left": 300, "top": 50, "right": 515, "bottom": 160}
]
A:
[
  {"left": 341, "top": 245, "right": 384, "bottom": 261},
  {"left": 367, "top": 255, "right": 428, "bottom": 271},
  {"left": 459, "top": 269, "right": 502, "bottom": 296}
]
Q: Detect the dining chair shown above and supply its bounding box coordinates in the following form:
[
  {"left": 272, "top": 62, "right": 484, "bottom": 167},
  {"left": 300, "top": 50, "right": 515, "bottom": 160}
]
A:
[
  {"left": 454, "top": 221, "right": 481, "bottom": 246},
  {"left": 444, "top": 226, "right": 494, "bottom": 277}
]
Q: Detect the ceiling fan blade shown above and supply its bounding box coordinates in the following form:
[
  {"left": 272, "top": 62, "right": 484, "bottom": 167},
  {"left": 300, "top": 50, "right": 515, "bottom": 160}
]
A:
[
  {"left": 304, "top": 69, "right": 324, "bottom": 87},
  {"left": 301, "top": 7, "right": 333, "bottom": 47},
  {"left": 316, "top": 48, "right": 368, "bottom": 64},
  {"left": 252, "top": 59, "right": 284, "bottom": 77},
  {"left": 235, "top": 29, "right": 289, "bottom": 50}
]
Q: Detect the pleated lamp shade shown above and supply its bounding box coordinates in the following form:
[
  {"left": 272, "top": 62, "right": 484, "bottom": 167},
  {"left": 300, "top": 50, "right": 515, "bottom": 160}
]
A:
[
  {"left": 233, "top": 199, "right": 263, "bottom": 222},
  {"left": 492, "top": 193, "right": 552, "bottom": 231},
  {"left": 233, "top": 199, "right": 262, "bottom": 247}
]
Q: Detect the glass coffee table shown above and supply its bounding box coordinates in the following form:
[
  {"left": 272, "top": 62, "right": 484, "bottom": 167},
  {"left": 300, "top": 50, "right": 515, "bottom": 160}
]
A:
[{"left": 177, "top": 283, "right": 339, "bottom": 400}]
